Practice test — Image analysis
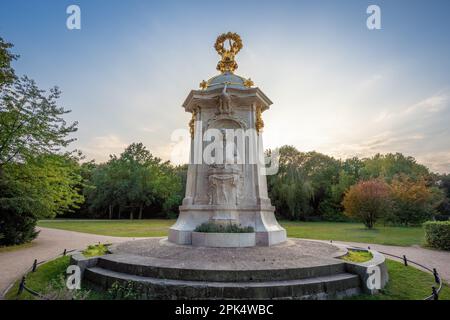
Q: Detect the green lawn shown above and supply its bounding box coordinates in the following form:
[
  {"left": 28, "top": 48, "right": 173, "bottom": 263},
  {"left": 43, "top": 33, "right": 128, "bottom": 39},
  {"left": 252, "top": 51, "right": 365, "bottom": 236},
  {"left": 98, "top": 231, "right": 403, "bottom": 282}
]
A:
[
  {"left": 349, "top": 259, "right": 450, "bottom": 300},
  {"left": 37, "top": 219, "right": 425, "bottom": 246},
  {"left": 283, "top": 221, "right": 424, "bottom": 246},
  {"left": 7, "top": 255, "right": 449, "bottom": 300}
]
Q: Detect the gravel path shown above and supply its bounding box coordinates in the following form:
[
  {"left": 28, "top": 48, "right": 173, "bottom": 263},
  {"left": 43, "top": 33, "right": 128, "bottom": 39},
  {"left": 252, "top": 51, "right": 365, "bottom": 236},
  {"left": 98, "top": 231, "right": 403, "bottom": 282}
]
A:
[{"left": 0, "top": 227, "right": 140, "bottom": 298}]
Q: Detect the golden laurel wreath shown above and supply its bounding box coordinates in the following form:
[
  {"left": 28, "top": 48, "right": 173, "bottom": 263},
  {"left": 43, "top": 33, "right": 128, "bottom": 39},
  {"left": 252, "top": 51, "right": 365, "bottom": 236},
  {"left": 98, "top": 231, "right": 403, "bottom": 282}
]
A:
[{"left": 214, "top": 32, "right": 243, "bottom": 73}]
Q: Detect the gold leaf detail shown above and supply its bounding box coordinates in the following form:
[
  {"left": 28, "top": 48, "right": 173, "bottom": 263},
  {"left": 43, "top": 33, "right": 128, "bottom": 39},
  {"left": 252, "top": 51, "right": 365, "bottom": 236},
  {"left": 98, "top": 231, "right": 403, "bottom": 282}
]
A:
[
  {"left": 255, "top": 106, "right": 264, "bottom": 134},
  {"left": 214, "top": 32, "right": 243, "bottom": 73}
]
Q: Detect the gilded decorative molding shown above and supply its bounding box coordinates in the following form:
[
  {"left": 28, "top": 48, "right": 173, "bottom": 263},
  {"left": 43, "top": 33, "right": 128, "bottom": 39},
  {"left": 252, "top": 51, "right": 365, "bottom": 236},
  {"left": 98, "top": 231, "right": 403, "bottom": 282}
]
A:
[
  {"left": 255, "top": 106, "right": 264, "bottom": 134},
  {"left": 214, "top": 32, "right": 243, "bottom": 73},
  {"left": 189, "top": 108, "right": 198, "bottom": 138}
]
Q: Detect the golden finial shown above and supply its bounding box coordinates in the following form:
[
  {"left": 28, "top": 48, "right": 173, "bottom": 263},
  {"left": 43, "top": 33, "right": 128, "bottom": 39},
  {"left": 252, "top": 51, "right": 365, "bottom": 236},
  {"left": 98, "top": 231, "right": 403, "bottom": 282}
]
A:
[
  {"left": 244, "top": 78, "right": 254, "bottom": 88},
  {"left": 199, "top": 80, "right": 208, "bottom": 90},
  {"left": 214, "top": 32, "right": 243, "bottom": 73}
]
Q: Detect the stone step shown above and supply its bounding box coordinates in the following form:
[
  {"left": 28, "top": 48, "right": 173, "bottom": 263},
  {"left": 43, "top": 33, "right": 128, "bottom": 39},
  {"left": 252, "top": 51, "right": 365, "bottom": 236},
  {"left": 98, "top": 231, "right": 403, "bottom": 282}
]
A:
[
  {"left": 85, "top": 267, "right": 361, "bottom": 299},
  {"left": 97, "top": 254, "right": 347, "bottom": 282}
]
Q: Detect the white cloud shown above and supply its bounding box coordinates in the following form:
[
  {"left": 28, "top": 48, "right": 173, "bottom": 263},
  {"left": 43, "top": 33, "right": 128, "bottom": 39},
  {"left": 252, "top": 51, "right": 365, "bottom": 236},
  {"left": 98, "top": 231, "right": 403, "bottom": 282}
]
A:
[{"left": 81, "top": 134, "right": 128, "bottom": 162}]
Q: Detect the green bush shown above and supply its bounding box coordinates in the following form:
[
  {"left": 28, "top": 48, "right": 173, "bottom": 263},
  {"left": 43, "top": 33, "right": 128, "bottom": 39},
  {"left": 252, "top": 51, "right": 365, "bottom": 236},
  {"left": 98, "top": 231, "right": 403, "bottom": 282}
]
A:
[
  {"left": 423, "top": 221, "right": 450, "bottom": 250},
  {"left": 0, "top": 199, "right": 39, "bottom": 246},
  {"left": 194, "top": 222, "right": 254, "bottom": 233}
]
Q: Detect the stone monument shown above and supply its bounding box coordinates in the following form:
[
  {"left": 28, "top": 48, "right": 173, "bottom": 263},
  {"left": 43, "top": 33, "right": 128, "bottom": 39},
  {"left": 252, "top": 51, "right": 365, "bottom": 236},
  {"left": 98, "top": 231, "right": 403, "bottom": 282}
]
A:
[
  {"left": 168, "top": 32, "right": 287, "bottom": 246},
  {"left": 75, "top": 33, "right": 388, "bottom": 299}
]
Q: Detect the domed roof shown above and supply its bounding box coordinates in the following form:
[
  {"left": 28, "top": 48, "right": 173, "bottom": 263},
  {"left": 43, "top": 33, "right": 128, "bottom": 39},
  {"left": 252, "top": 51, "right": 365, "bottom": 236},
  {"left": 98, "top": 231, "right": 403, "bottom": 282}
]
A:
[{"left": 200, "top": 72, "right": 254, "bottom": 91}]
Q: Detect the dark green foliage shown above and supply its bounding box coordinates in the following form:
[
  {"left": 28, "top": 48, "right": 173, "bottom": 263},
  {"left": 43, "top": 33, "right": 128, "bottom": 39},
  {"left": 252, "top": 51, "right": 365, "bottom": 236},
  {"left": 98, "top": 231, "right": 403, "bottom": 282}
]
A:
[
  {"left": 0, "top": 37, "right": 80, "bottom": 245},
  {"left": 108, "top": 281, "right": 141, "bottom": 300},
  {"left": 194, "top": 222, "right": 254, "bottom": 233},
  {"left": 424, "top": 221, "right": 450, "bottom": 250},
  {"left": 360, "top": 153, "right": 430, "bottom": 182},
  {"left": 0, "top": 76, "right": 78, "bottom": 166},
  {"left": 84, "top": 143, "right": 183, "bottom": 219},
  {"left": 0, "top": 199, "right": 39, "bottom": 245},
  {"left": 0, "top": 37, "right": 18, "bottom": 87}
]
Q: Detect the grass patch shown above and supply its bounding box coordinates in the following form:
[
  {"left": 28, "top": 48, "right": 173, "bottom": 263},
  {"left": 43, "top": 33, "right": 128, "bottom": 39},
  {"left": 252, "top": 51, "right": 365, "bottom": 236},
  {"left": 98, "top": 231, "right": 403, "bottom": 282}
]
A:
[
  {"left": 340, "top": 249, "right": 373, "bottom": 263},
  {"left": 38, "top": 219, "right": 425, "bottom": 246},
  {"left": 5, "top": 254, "right": 109, "bottom": 300},
  {"left": 38, "top": 219, "right": 173, "bottom": 237},
  {"left": 0, "top": 242, "right": 34, "bottom": 253},
  {"left": 5, "top": 255, "right": 71, "bottom": 300},
  {"left": 282, "top": 221, "right": 424, "bottom": 246},
  {"left": 350, "top": 259, "right": 450, "bottom": 300},
  {"left": 82, "top": 243, "right": 109, "bottom": 257}
]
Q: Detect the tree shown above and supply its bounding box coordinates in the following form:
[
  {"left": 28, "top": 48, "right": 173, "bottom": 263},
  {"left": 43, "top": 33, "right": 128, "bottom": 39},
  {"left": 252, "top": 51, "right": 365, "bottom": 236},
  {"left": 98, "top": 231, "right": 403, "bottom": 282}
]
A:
[
  {"left": 0, "top": 37, "right": 18, "bottom": 88},
  {"left": 0, "top": 76, "right": 78, "bottom": 167},
  {"left": 389, "top": 175, "right": 443, "bottom": 225},
  {"left": 267, "top": 146, "right": 314, "bottom": 219},
  {"left": 360, "top": 153, "right": 430, "bottom": 182},
  {"left": 329, "top": 157, "right": 365, "bottom": 220},
  {"left": 343, "top": 179, "right": 391, "bottom": 229},
  {"left": 85, "top": 143, "right": 182, "bottom": 219},
  {"left": 0, "top": 37, "right": 80, "bottom": 245},
  {"left": 0, "top": 154, "right": 84, "bottom": 245}
]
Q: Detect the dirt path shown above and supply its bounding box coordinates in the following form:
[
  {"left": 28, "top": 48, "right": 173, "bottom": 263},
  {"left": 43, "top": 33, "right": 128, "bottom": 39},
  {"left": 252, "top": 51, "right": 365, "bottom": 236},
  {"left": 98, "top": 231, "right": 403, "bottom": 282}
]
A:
[{"left": 0, "top": 227, "right": 141, "bottom": 298}]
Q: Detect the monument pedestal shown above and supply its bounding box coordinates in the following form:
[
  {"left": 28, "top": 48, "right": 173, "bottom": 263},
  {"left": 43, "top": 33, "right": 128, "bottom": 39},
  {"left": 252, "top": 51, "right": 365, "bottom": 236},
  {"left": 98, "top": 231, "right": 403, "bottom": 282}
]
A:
[{"left": 168, "top": 204, "right": 286, "bottom": 246}]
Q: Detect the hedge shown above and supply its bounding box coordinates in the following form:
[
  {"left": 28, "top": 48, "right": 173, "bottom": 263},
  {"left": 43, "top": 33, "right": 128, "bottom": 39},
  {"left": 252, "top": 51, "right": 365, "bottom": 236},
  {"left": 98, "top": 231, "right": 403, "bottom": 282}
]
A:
[{"left": 423, "top": 221, "right": 450, "bottom": 251}]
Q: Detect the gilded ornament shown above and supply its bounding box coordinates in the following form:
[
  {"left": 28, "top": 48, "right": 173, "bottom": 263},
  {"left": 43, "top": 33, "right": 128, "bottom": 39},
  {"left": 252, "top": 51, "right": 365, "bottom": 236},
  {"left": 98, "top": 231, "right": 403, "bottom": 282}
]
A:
[
  {"left": 214, "top": 32, "right": 243, "bottom": 73},
  {"left": 244, "top": 78, "right": 254, "bottom": 88},
  {"left": 189, "top": 108, "right": 198, "bottom": 138},
  {"left": 255, "top": 106, "right": 264, "bottom": 134}
]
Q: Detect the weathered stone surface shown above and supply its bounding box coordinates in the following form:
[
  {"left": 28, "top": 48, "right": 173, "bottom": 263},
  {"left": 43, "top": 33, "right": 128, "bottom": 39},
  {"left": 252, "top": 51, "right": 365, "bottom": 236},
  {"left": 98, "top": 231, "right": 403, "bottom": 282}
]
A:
[
  {"left": 84, "top": 267, "right": 361, "bottom": 300},
  {"left": 81, "top": 238, "right": 390, "bottom": 299},
  {"left": 191, "top": 232, "right": 256, "bottom": 247},
  {"left": 169, "top": 82, "right": 287, "bottom": 246}
]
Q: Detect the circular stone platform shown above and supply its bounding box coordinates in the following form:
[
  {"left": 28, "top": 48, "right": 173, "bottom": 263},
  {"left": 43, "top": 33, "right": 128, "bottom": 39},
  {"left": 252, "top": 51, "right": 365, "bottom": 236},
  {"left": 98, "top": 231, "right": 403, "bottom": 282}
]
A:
[
  {"left": 110, "top": 238, "right": 346, "bottom": 272},
  {"left": 80, "top": 238, "right": 380, "bottom": 299}
]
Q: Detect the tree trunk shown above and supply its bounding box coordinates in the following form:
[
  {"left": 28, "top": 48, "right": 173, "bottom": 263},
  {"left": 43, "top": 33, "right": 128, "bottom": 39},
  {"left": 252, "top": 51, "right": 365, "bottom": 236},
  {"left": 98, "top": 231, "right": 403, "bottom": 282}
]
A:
[
  {"left": 130, "top": 208, "right": 134, "bottom": 220},
  {"left": 139, "top": 205, "right": 143, "bottom": 220},
  {"left": 108, "top": 205, "right": 113, "bottom": 220},
  {"left": 118, "top": 206, "right": 122, "bottom": 220}
]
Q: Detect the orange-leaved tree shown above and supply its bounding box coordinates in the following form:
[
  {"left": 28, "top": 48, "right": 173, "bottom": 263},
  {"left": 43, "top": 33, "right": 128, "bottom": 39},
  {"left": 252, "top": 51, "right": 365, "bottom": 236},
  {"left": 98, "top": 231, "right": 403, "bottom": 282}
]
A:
[{"left": 342, "top": 179, "right": 391, "bottom": 229}]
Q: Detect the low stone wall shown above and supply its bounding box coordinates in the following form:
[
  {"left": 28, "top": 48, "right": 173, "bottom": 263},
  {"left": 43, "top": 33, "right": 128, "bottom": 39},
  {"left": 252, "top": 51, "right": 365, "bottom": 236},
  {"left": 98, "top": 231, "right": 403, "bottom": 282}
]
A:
[
  {"left": 70, "top": 253, "right": 99, "bottom": 278},
  {"left": 191, "top": 232, "right": 256, "bottom": 247},
  {"left": 342, "top": 248, "right": 389, "bottom": 294}
]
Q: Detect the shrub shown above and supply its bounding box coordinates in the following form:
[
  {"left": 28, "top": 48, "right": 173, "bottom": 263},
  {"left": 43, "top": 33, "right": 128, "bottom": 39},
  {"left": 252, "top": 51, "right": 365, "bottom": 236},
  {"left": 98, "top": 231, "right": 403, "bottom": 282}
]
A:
[
  {"left": 0, "top": 199, "right": 39, "bottom": 246},
  {"left": 108, "top": 281, "right": 141, "bottom": 300},
  {"left": 424, "top": 221, "right": 450, "bottom": 251},
  {"left": 342, "top": 179, "right": 391, "bottom": 229},
  {"left": 82, "top": 243, "right": 110, "bottom": 257},
  {"left": 194, "top": 222, "right": 254, "bottom": 233}
]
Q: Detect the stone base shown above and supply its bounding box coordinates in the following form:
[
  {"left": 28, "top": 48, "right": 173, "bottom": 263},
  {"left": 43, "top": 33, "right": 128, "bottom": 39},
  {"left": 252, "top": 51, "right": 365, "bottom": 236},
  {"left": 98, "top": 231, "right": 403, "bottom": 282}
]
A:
[
  {"left": 168, "top": 205, "right": 287, "bottom": 246},
  {"left": 191, "top": 232, "right": 256, "bottom": 247},
  {"left": 78, "top": 238, "right": 384, "bottom": 299}
]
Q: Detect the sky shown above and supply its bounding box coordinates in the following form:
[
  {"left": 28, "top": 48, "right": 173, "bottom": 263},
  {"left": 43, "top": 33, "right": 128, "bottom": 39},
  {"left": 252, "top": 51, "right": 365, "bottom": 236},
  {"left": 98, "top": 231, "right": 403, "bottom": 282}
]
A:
[{"left": 1, "top": 0, "right": 450, "bottom": 173}]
